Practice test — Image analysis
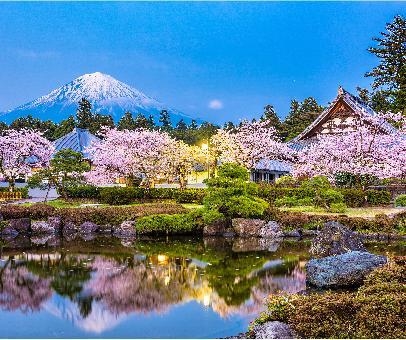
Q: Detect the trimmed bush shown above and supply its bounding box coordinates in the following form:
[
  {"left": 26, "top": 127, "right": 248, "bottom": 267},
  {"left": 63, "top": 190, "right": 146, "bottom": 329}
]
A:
[
  {"left": 329, "top": 202, "right": 347, "bottom": 213},
  {"left": 64, "top": 185, "right": 101, "bottom": 199},
  {"left": 394, "top": 194, "right": 406, "bottom": 207},
  {"left": 366, "top": 189, "right": 391, "bottom": 205},
  {"left": 339, "top": 188, "right": 366, "bottom": 207},
  {"left": 135, "top": 210, "right": 204, "bottom": 234}
]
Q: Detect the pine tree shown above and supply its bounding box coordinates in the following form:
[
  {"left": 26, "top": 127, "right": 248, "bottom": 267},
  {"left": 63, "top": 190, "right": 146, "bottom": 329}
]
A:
[
  {"left": 76, "top": 98, "right": 94, "bottom": 129},
  {"left": 175, "top": 119, "right": 187, "bottom": 131},
  {"left": 91, "top": 113, "right": 115, "bottom": 135},
  {"left": 281, "top": 97, "right": 323, "bottom": 141},
  {"left": 118, "top": 111, "right": 137, "bottom": 130},
  {"left": 159, "top": 109, "right": 172, "bottom": 129},
  {"left": 189, "top": 119, "right": 198, "bottom": 130},
  {"left": 134, "top": 113, "right": 150, "bottom": 129},
  {"left": 53, "top": 116, "right": 76, "bottom": 139},
  {"left": 260, "top": 104, "right": 282, "bottom": 135},
  {"left": 223, "top": 121, "right": 235, "bottom": 131},
  {"left": 147, "top": 115, "right": 155, "bottom": 129},
  {"left": 366, "top": 15, "right": 406, "bottom": 113}
]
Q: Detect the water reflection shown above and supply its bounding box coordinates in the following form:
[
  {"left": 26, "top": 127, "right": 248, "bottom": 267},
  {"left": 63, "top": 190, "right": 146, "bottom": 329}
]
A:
[{"left": 0, "top": 236, "right": 400, "bottom": 338}]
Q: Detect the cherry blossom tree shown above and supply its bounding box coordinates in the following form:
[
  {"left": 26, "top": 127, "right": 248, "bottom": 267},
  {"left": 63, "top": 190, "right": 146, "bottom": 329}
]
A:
[
  {"left": 87, "top": 128, "right": 198, "bottom": 188},
  {"left": 210, "top": 120, "right": 293, "bottom": 170},
  {"left": 0, "top": 129, "right": 54, "bottom": 191},
  {"left": 292, "top": 112, "right": 406, "bottom": 185}
]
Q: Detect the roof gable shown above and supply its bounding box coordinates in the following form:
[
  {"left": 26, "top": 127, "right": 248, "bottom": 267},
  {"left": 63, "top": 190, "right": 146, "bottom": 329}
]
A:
[{"left": 53, "top": 128, "right": 100, "bottom": 159}]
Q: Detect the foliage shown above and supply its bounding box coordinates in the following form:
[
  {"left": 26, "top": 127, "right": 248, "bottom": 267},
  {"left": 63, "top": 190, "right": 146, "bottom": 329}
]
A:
[
  {"left": 395, "top": 194, "right": 406, "bottom": 207},
  {"left": 203, "top": 163, "right": 269, "bottom": 220},
  {"left": 64, "top": 184, "right": 101, "bottom": 199},
  {"left": 365, "top": 15, "right": 406, "bottom": 114},
  {"left": 76, "top": 98, "right": 114, "bottom": 135},
  {"left": 366, "top": 189, "right": 391, "bottom": 205},
  {"left": 0, "top": 186, "right": 29, "bottom": 198},
  {"left": 256, "top": 258, "right": 406, "bottom": 339},
  {"left": 329, "top": 202, "right": 347, "bottom": 213},
  {"left": 135, "top": 210, "right": 204, "bottom": 235},
  {"left": 28, "top": 149, "right": 91, "bottom": 201}
]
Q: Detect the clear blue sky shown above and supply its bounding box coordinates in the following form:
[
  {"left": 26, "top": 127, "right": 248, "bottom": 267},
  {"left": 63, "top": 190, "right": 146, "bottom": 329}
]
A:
[{"left": 0, "top": 2, "right": 404, "bottom": 124}]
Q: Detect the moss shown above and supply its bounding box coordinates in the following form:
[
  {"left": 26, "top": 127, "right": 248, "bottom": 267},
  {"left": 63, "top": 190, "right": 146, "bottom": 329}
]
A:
[{"left": 257, "top": 257, "right": 406, "bottom": 339}]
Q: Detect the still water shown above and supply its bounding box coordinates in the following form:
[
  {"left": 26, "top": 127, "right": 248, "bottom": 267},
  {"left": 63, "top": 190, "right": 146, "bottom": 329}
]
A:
[{"left": 0, "top": 236, "right": 403, "bottom": 338}]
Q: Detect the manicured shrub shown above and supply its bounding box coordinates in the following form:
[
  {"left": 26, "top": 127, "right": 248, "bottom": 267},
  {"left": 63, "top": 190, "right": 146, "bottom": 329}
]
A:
[
  {"left": 99, "top": 187, "right": 145, "bottom": 205},
  {"left": 339, "top": 188, "right": 366, "bottom": 207},
  {"left": 135, "top": 210, "right": 204, "bottom": 234},
  {"left": 174, "top": 189, "right": 206, "bottom": 204},
  {"left": 394, "top": 194, "right": 406, "bottom": 207},
  {"left": 366, "top": 189, "right": 391, "bottom": 205},
  {"left": 314, "top": 188, "right": 345, "bottom": 208},
  {"left": 64, "top": 185, "right": 101, "bottom": 199}
]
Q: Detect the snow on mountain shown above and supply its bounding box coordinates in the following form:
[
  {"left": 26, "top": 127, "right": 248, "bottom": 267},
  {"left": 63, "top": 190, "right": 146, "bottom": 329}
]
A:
[{"left": 1, "top": 72, "right": 196, "bottom": 124}]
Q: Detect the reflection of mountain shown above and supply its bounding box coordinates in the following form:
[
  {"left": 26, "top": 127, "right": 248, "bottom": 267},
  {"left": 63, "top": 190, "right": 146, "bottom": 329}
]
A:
[{"left": 0, "top": 242, "right": 307, "bottom": 335}]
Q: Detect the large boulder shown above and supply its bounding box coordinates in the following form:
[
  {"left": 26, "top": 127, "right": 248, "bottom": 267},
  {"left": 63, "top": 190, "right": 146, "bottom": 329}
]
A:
[
  {"left": 310, "top": 221, "right": 365, "bottom": 258},
  {"left": 232, "top": 218, "right": 266, "bottom": 237},
  {"left": 8, "top": 218, "right": 31, "bottom": 235},
  {"left": 203, "top": 220, "right": 230, "bottom": 236},
  {"left": 62, "top": 222, "right": 78, "bottom": 237},
  {"left": 113, "top": 221, "right": 136, "bottom": 237},
  {"left": 47, "top": 216, "right": 63, "bottom": 233},
  {"left": 306, "top": 251, "right": 387, "bottom": 288},
  {"left": 0, "top": 223, "right": 18, "bottom": 237},
  {"left": 79, "top": 221, "right": 99, "bottom": 234},
  {"left": 31, "top": 221, "right": 56, "bottom": 235},
  {"left": 252, "top": 321, "right": 295, "bottom": 339},
  {"left": 259, "top": 221, "right": 284, "bottom": 239}
]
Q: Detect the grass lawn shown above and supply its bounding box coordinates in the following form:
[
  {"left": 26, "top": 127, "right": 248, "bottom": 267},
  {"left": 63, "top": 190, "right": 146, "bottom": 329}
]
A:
[{"left": 280, "top": 205, "right": 406, "bottom": 218}]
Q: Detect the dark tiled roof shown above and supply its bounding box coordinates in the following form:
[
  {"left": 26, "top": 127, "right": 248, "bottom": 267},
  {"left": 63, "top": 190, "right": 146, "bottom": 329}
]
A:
[
  {"left": 53, "top": 128, "right": 100, "bottom": 159},
  {"left": 254, "top": 159, "right": 292, "bottom": 172}
]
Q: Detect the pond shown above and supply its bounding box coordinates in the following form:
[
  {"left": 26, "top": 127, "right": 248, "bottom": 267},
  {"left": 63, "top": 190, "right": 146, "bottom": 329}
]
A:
[{"left": 0, "top": 236, "right": 404, "bottom": 339}]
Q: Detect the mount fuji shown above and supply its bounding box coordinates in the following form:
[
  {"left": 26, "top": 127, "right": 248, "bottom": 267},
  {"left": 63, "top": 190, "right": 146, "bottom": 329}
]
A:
[{"left": 1, "top": 72, "right": 197, "bottom": 124}]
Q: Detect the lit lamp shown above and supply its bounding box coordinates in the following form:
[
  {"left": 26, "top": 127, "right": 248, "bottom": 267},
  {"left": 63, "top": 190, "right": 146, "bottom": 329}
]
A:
[{"left": 201, "top": 142, "right": 209, "bottom": 179}]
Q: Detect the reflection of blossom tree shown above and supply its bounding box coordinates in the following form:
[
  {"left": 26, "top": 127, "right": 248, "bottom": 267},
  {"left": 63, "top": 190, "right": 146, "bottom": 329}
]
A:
[
  {"left": 86, "top": 257, "right": 194, "bottom": 315},
  {"left": 0, "top": 261, "right": 52, "bottom": 312}
]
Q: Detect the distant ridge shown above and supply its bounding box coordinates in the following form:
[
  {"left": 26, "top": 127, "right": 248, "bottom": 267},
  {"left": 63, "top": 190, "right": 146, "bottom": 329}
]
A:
[{"left": 1, "top": 72, "right": 197, "bottom": 124}]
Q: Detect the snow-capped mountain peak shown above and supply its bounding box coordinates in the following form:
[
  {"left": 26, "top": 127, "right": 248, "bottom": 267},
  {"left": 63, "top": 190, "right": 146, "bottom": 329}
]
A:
[{"left": 2, "top": 72, "right": 194, "bottom": 124}]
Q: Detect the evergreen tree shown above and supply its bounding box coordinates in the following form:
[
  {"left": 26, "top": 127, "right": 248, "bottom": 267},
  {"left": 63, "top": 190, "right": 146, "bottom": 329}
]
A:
[
  {"left": 159, "top": 109, "right": 172, "bottom": 129},
  {"left": 76, "top": 98, "right": 94, "bottom": 129},
  {"left": 223, "top": 121, "right": 235, "bottom": 131},
  {"left": 0, "top": 122, "right": 8, "bottom": 135},
  {"left": 147, "top": 115, "right": 155, "bottom": 129},
  {"left": 118, "top": 111, "right": 137, "bottom": 130},
  {"left": 189, "top": 119, "right": 198, "bottom": 130},
  {"left": 175, "top": 119, "right": 187, "bottom": 131},
  {"left": 366, "top": 15, "right": 406, "bottom": 113},
  {"left": 260, "top": 104, "right": 282, "bottom": 135},
  {"left": 53, "top": 115, "right": 76, "bottom": 140},
  {"left": 10, "top": 115, "right": 57, "bottom": 140},
  {"left": 281, "top": 97, "right": 323, "bottom": 141},
  {"left": 134, "top": 113, "right": 150, "bottom": 129},
  {"left": 90, "top": 113, "right": 114, "bottom": 135}
]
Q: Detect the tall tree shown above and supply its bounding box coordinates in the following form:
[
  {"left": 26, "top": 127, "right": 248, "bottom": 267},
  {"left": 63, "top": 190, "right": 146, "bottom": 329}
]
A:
[
  {"left": 281, "top": 97, "right": 323, "bottom": 141},
  {"left": 366, "top": 15, "right": 406, "bottom": 114},
  {"left": 91, "top": 113, "right": 115, "bottom": 135},
  {"left": 260, "top": 104, "right": 282, "bottom": 135},
  {"left": 76, "top": 98, "right": 94, "bottom": 130},
  {"left": 159, "top": 109, "right": 172, "bottom": 130},
  {"left": 118, "top": 111, "right": 137, "bottom": 130},
  {"left": 134, "top": 113, "right": 150, "bottom": 129},
  {"left": 53, "top": 115, "right": 76, "bottom": 140},
  {"left": 189, "top": 119, "right": 198, "bottom": 130}
]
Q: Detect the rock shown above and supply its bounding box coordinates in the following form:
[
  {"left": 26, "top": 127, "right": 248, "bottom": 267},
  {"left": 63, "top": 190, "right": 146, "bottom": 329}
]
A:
[
  {"left": 203, "top": 236, "right": 233, "bottom": 251},
  {"left": 301, "top": 229, "right": 318, "bottom": 237},
  {"left": 306, "top": 251, "right": 387, "bottom": 288},
  {"left": 8, "top": 218, "right": 31, "bottom": 235},
  {"left": 232, "top": 237, "right": 281, "bottom": 252},
  {"left": 62, "top": 222, "right": 78, "bottom": 237},
  {"left": 113, "top": 221, "right": 136, "bottom": 237},
  {"left": 252, "top": 321, "right": 295, "bottom": 339},
  {"left": 203, "top": 220, "right": 228, "bottom": 236},
  {"left": 79, "top": 221, "right": 99, "bottom": 234},
  {"left": 47, "top": 216, "right": 63, "bottom": 233},
  {"left": 310, "top": 221, "right": 365, "bottom": 258},
  {"left": 259, "top": 221, "right": 284, "bottom": 239},
  {"left": 284, "top": 229, "right": 301, "bottom": 238},
  {"left": 0, "top": 223, "right": 18, "bottom": 237},
  {"left": 31, "top": 221, "right": 56, "bottom": 235},
  {"left": 232, "top": 218, "right": 266, "bottom": 237}
]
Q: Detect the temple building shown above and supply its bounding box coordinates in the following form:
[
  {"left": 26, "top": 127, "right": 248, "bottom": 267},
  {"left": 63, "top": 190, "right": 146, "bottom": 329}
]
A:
[{"left": 251, "top": 86, "right": 391, "bottom": 183}]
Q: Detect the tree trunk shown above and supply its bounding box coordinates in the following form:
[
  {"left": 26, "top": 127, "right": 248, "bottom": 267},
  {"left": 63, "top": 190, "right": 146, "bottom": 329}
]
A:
[{"left": 8, "top": 177, "right": 15, "bottom": 192}]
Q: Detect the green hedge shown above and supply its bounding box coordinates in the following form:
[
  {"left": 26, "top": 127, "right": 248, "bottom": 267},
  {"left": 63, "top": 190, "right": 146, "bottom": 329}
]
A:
[
  {"left": 135, "top": 210, "right": 204, "bottom": 234},
  {"left": 64, "top": 185, "right": 206, "bottom": 205},
  {"left": 395, "top": 194, "right": 406, "bottom": 207}
]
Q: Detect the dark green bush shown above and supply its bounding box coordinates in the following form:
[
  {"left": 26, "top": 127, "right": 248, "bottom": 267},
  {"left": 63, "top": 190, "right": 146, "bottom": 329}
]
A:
[
  {"left": 329, "top": 202, "right": 347, "bottom": 213},
  {"left": 135, "top": 210, "right": 204, "bottom": 234},
  {"left": 64, "top": 185, "right": 101, "bottom": 199},
  {"left": 394, "top": 194, "right": 406, "bottom": 207},
  {"left": 339, "top": 188, "right": 366, "bottom": 207},
  {"left": 174, "top": 189, "right": 206, "bottom": 204},
  {"left": 366, "top": 189, "right": 391, "bottom": 205},
  {"left": 99, "top": 187, "right": 145, "bottom": 205},
  {"left": 315, "top": 188, "right": 345, "bottom": 208}
]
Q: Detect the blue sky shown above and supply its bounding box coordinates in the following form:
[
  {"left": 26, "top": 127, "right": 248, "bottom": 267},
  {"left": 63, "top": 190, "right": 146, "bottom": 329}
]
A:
[{"left": 0, "top": 2, "right": 404, "bottom": 124}]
